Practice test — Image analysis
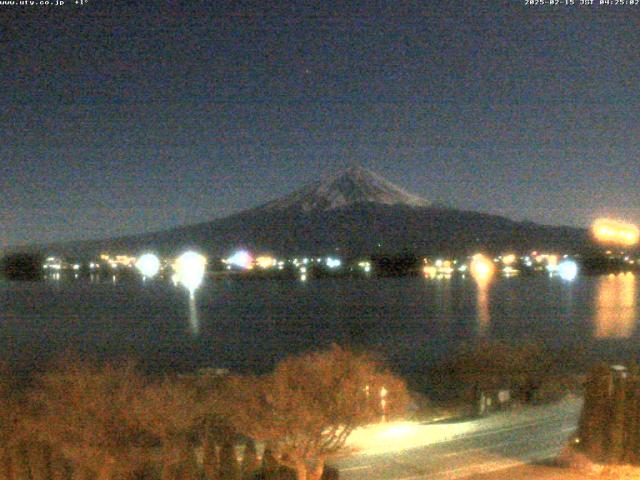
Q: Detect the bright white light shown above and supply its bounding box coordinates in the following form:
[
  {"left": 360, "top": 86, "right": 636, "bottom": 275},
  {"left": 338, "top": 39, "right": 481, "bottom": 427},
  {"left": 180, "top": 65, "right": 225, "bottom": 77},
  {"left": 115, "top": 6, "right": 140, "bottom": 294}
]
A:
[
  {"left": 226, "top": 250, "right": 253, "bottom": 269},
  {"left": 136, "top": 253, "right": 160, "bottom": 279},
  {"left": 175, "top": 251, "right": 207, "bottom": 295},
  {"left": 558, "top": 260, "right": 578, "bottom": 281},
  {"left": 326, "top": 257, "right": 341, "bottom": 269}
]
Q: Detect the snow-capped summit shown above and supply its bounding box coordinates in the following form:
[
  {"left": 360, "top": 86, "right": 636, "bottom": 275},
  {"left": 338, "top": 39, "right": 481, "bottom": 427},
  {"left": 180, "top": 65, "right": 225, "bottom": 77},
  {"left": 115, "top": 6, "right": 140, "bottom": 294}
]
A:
[{"left": 261, "top": 166, "right": 430, "bottom": 212}]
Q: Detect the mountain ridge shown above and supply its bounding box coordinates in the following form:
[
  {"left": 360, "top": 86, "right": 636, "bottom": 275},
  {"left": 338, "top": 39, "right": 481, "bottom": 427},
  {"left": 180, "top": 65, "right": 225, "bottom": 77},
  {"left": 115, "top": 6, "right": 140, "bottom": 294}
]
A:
[
  {"left": 257, "top": 166, "right": 430, "bottom": 212},
  {"left": 19, "top": 167, "right": 590, "bottom": 257}
]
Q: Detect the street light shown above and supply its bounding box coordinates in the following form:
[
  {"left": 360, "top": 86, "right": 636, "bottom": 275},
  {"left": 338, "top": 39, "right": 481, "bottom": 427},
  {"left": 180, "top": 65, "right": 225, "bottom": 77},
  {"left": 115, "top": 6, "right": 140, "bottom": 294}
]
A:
[
  {"left": 470, "top": 254, "right": 495, "bottom": 282},
  {"left": 174, "top": 251, "right": 207, "bottom": 335},
  {"left": 174, "top": 251, "right": 207, "bottom": 298},
  {"left": 558, "top": 259, "right": 578, "bottom": 281},
  {"left": 136, "top": 253, "right": 160, "bottom": 279}
]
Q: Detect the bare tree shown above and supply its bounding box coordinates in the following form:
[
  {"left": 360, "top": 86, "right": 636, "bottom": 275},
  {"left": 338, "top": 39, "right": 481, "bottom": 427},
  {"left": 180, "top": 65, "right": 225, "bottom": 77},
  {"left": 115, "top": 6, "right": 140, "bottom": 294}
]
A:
[
  {"left": 240, "top": 439, "right": 259, "bottom": 480},
  {"left": 220, "top": 345, "right": 409, "bottom": 480},
  {"left": 131, "top": 376, "right": 206, "bottom": 480},
  {"left": 27, "top": 360, "right": 154, "bottom": 480},
  {"left": 0, "top": 365, "right": 38, "bottom": 480}
]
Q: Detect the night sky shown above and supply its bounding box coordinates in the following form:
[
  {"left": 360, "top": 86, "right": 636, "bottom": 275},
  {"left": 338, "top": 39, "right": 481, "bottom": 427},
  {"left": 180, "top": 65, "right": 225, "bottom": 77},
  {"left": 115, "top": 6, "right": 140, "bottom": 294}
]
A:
[{"left": 2, "top": 1, "right": 639, "bottom": 247}]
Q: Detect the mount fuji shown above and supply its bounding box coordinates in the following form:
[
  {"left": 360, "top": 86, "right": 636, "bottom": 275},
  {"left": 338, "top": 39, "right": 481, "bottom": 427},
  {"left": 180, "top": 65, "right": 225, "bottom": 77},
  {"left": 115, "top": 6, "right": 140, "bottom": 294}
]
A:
[
  {"left": 260, "top": 166, "right": 430, "bottom": 212},
  {"left": 40, "top": 166, "right": 589, "bottom": 257}
]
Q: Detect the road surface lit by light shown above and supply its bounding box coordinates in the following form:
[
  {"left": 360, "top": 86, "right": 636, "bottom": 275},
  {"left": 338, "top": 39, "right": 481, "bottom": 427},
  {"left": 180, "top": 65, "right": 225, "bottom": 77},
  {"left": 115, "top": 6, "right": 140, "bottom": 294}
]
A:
[
  {"left": 335, "top": 397, "right": 582, "bottom": 480},
  {"left": 347, "top": 421, "right": 478, "bottom": 456}
]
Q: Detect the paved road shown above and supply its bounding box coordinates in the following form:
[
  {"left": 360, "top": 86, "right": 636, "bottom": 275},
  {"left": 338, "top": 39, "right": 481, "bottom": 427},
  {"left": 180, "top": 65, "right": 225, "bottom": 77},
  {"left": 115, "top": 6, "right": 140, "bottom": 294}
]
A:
[{"left": 331, "top": 396, "right": 582, "bottom": 480}]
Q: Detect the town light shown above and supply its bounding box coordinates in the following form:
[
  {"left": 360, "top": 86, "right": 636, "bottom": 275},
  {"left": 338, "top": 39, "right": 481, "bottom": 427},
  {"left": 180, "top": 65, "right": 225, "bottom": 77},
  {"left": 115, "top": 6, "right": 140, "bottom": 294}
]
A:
[
  {"left": 558, "top": 259, "right": 578, "bottom": 282},
  {"left": 136, "top": 253, "right": 160, "bottom": 279},
  {"left": 326, "top": 257, "right": 341, "bottom": 269},
  {"left": 175, "top": 251, "right": 207, "bottom": 296},
  {"left": 502, "top": 254, "right": 516, "bottom": 266},
  {"left": 592, "top": 218, "right": 639, "bottom": 247},
  {"left": 255, "top": 255, "right": 276, "bottom": 269},
  {"left": 423, "top": 265, "right": 437, "bottom": 279},
  {"left": 226, "top": 250, "right": 253, "bottom": 269},
  {"left": 470, "top": 254, "right": 495, "bottom": 282}
]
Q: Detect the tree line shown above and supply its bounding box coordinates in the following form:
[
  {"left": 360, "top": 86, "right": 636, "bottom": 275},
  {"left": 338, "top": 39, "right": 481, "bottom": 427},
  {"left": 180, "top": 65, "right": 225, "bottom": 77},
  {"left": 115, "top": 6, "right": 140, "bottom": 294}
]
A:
[{"left": 0, "top": 346, "right": 409, "bottom": 480}]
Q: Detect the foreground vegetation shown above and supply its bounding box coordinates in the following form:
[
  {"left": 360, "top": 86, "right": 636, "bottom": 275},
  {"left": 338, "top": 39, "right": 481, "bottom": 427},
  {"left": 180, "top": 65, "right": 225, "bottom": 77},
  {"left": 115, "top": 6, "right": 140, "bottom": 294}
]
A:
[
  {"left": 0, "top": 340, "right": 594, "bottom": 480},
  {"left": 0, "top": 346, "right": 408, "bottom": 480}
]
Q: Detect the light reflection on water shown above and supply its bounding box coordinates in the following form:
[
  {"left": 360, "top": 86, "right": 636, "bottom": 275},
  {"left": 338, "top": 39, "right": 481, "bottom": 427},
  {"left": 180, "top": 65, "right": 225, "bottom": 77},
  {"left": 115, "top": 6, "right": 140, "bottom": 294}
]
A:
[
  {"left": 594, "top": 272, "right": 637, "bottom": 339},
  {"left": 188, "top": 294, "right": 199, "bottom": 335},
  {"left": 2, "top": 273, "right": 640, "bottom": 374},
  {"left": 470, "top": 255, "right": 495, "bottom": 336},
  {"left": 475, "top": 276, "right": 492, "bottom": 335}
]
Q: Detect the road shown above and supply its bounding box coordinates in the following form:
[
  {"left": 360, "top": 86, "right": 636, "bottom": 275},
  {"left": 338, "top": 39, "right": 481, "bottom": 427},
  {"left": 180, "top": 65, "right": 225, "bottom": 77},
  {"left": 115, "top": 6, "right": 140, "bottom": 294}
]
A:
[{"left": 331, "top": 396, "right": 582, "bottom": 480}]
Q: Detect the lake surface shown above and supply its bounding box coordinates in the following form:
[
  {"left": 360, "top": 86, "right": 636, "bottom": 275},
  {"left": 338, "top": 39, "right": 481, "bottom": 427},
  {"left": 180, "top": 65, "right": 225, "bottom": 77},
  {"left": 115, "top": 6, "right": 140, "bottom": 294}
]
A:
[{"left": 0, "top": 272, "right": 638, "bottom": 376}]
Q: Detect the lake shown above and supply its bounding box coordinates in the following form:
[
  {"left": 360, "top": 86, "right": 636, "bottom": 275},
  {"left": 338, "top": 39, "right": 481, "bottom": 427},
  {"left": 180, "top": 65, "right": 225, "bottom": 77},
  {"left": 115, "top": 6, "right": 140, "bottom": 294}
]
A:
[{"left": 0, "top": 272, "right": 638, "bottom": 377}]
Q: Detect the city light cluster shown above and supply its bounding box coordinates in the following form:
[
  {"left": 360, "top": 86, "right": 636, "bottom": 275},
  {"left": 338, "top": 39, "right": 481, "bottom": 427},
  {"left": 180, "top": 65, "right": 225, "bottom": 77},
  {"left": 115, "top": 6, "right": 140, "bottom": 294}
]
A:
[{"left": 40, "top": 244, "right": 640, "bottom": 287}]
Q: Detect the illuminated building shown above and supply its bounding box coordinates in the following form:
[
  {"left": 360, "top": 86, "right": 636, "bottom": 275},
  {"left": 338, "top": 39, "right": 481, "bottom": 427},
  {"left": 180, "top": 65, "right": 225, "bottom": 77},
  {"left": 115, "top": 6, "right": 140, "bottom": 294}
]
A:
[
  {"left": 255, "top": 255, "right": 277, "bottom": 269},
  {"left": 502, "top": 254, "right": 516, "bottom": 266},
  {"left": 99, "top": 253, "right": 136, "bottom": 267}
]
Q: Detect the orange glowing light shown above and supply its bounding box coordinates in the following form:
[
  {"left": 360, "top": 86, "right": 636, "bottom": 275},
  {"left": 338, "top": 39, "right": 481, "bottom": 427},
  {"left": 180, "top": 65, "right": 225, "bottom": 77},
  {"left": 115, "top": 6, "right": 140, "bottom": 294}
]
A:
[
  {"left": 423, "top": 265, "right": 437, "bottom": 278},
  {"left": 502, "top": 254, "right": 516, "bottom": 266},
  {"left": 592, "top": 218, "right": 639, "bottom": 247},
  {"left": 594, "top": 272, "right": 636, "bottom": 339},
  {"left": 470, "top": 254, "right": 495, "bottom": 282},
  {"left": 255, "top": 256, "right": 277, "bottom": 269}
]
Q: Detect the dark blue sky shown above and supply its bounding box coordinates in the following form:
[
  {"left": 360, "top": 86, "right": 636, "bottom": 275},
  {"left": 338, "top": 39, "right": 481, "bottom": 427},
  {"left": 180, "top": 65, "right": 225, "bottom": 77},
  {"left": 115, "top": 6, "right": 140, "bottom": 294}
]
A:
[{"left": 2, "top": 1, "right": 639, "bottom": 246}]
